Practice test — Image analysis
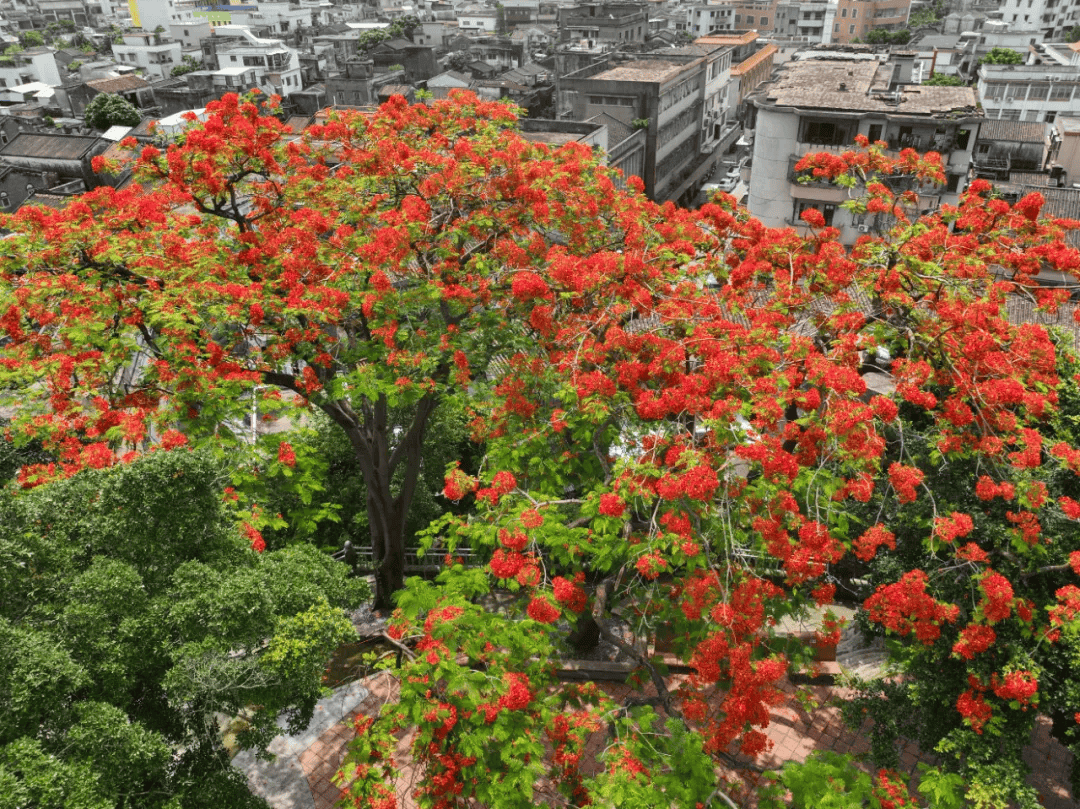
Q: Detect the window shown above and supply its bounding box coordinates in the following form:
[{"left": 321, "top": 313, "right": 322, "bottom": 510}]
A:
[
  {"left": 734, "top": 14, "right": 741, "bottom": 22},
  {"left": 956, "top": 128, "right": 971, "bottom": 149},
  {"left": 799, "top": 118, "right": 852, "bottom": 146},
  {"left": 0, "top": 192, "right": 8, "bottom": 208},
  {"left": 1023, "top": 109, "right": 1039, "bottom": 121},
  {"left": 1046, "top": 111, "right": 1057, "bottom": 123},
  {"left": 867, "top": 123, "right": 883, "bottom": 142},
  {"left": 834, "top": 22, "right": 839, "bottom": 30},
  {"left": 1051, "top": 83, "right": 1074, "bottom": 101},
  {"left": 946, "top": 174, "right": 961, "bottom": 193},
  {"left": 793, "top": 200, "right": 836, "bottom": 226},
  {"left": 852, "top": 8, "right": 857, "bottom": 16},
  {"left": 842, "top": 7, "right": 848, "bottom": 15},
  {"left": 850, "top": 23, "right": 855, "bottom": 32}
]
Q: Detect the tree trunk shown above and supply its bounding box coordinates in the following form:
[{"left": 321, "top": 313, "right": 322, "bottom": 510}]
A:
[{"left": 366, "top": 484, "right": 407, "bottom": 610}]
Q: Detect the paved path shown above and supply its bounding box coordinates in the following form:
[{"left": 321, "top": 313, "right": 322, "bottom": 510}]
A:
[{"left": 235, "top": 623, "right": 1076, "bottom": 809}]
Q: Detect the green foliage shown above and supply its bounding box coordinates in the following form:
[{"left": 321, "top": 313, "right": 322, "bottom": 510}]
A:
[
  {"left": 20, "top": 30, "right": 44, "bottom": 47},
  {"left": 0, "top": 450, "right": 367, "bottom": 808},
  {"left": 923, "top": 73, "right": 964, "bottom": 86},
  {"left": 171, "top": 54, "right": 202, "bottom": 77},
  {"left": 982, "top": 47, "right": 1024, "bottom": 65},
  {"left": 862, "top": 27, "right": 912, "bottom": 44},
  {"left": 84, "top": 92, "right": 141, "bottom": 130},
  {"left": 67, "top": 59, "right": 82, "bottom": 72},
  {"left": 1068, "top": 25, "right": 1080, "bottom": 42}
]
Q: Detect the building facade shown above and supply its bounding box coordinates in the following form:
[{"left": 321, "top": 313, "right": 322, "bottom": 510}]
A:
[{"left": 748, "top": 54, "right": 982, "bottom": 244}]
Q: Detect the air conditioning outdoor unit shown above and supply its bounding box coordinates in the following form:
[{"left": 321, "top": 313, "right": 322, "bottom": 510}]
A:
[{"left": 858, "top": 224, "right": 870, "bottom": 233}]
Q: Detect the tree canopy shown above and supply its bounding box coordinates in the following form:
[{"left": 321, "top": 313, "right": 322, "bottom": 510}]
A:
[
  {"left": 0, "top": 449, "right": 366, "bottom": 808},
  {"left": 922, "top": 72, "right": 964, "bottom": 86},
  {"left": 982, "top": 47, "right": 1025, "bottom": 65},
  {"left": 3, "top": 94, "right": 1080, "bottom": 808},
  {"left": 83, "top": 92, "right": 141, "bottom": 129}
]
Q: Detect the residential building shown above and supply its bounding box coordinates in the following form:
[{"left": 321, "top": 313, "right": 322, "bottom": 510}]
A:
[
  {"left": 0, "top": 131, "right": 108, "bottom": 191},
  {"left": 38, "top": 0, "right": 93, "bottom": 25},
  {"left": 747, "top": 54, "right": 982, "bottom": 243},
  {"left": 559, "top": 49, "right": 733, "bottom": 203},
  {"left": 559, "top": 3, "right": 649, "bottom": 47},
  {"left": 458, "top": 7, "right": 499, "bottom": 35},
  {"left": 998, "top": 0, "right": 1080, "bottom": 39},
  {"left": 0, "top": 47, "right": 62, "bottom": 89},
  {"left": 1050, "top": 115, "right": 1080, "bottom": 185},
  {"left": 112, "top": 30, "right": 183, "bottom": 80},
  {"left": 978, "top": 44, "right": 1080, "bottom": 124},
  {"left": 55, "top": 73, "right": 156, "bottom": 118},
  {"left": 972, "top": 119, "right": 1051, "bottom": 181},
  {"left": 201, "top": 25, "right": 302, "bottom": 96}
]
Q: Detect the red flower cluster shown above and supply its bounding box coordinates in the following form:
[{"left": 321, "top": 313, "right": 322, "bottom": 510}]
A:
[
  {"left": 992, "top": 670, "right": 1038, "bottom": 706},
  {"left": 934, "top": 512, "right": 974, "bottom": 543},
  {"left": 552, "top": 575, "right": 588, "bottom": 612},
  {"left": 956, "top": 687, "right": 993, "bottom": 734},
  {"left": 636, "top": 551, "right": 666, "bottom": 580},
  {"left": 527, "top": 596, "right": 560, "bottom": 624},
  {"left": 979, "top": 571, "right": 1014, "bottom": 624},
  {"left": 864, "top": 571, "right": 959, "bottom": 644},
  {"left": 598, "top": 492, "right": 625, "bottom": 517},
  {"left": 952, "top": 624, "right": 995, "bottom": 660},
  {"left": 277, "top": 441, "right": 296, "bottom": 467},
  {"left": 888, "top": 463, "right": 925, "bottom": 503},
  {"left": 853, "top": 524, "right": 896, "bottom": 562}
]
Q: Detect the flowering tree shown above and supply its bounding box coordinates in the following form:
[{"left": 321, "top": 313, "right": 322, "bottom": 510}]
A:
[
  {"left": 0, "top": 91, "right": 639, "bottom": 607},
  {"left": 338, "top": 139, "right": 1080, "bottom": 807},
  {"left": 3, "top": 94, "right": 1080, "bottom": 806}
]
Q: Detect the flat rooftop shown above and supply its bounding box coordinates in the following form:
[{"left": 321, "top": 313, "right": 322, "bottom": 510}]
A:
[
  {"left": 759, "top": 58, "right": 978, "bottom": 116},
  {"left": 590, "top": 59, "right": 689, "bottom": 83}
]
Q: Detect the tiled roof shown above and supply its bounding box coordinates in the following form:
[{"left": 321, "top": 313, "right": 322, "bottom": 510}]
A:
[
  {"left": 0, "top": 132, "right": 100, "bottom": 160},
  {"left": 977, "top": 119, "right": 1046, "bottom": 144},
  {"left": 591, "top": 59, "right": 689, "bottom": 83},
  {"left": 587, "top": 111, "right": 633, "bottom": 149},
  {"left": 732, "top": 44, "right": 777, "bottom": 75},
  {"left": 86, "top": 74, "right": 152, "bottom": 94},
  {"left": 757, "top": 59, "right": 978, "bottom": 116},
  {"left": 1009, "top": 171, "right": 1051, "bottom": 186}
]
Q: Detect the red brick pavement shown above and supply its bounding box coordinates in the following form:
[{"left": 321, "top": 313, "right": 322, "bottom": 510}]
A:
[{"left": 296, "top": 666, "right": 1075, "bottom": 808}]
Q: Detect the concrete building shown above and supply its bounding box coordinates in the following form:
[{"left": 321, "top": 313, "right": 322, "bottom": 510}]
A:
[
  {"left": 201, "top": 25, "right": 302, "bottom": 96},
  {"left": 747, "top": 54, "right": 982, "bottom": 243},
  {"left": 686, "top": 0, "right": 909, "bottom": 45},
  {"left": 978, "top": 42, "right": 1080, "bottom": 124},
  {"left": 998, "top": 0, "right": 1080, "bottom": 39},
  {"left": 112, "top": 30, "right": 183, "bottom": 80},
  {"left": 0, "top": 47, "right": 62, "bottom": 89},
  {"left": 559, "top": 3, "right": 649, "bottom": 47},
  {"left": 559, "top": 46, "right": 737, "bottom": 203}
]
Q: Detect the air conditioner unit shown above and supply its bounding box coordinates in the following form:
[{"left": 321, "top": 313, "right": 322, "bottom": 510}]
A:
[{"left": 858, "top": 224, "right": 870, "bottom": 233}]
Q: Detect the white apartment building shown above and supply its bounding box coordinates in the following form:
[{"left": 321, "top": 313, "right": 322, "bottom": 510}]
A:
[
  {"left": 0, "top": 47, "right": 62, "bottom": 89},
  {"left": 748, "top": 54, "right": 982, "bottom": 244},
  {"left": 999, "top": 0, "right": 1080, "bottom": 39},
  {"left": 204, "top": 25, "right": 303, "bottom": 96},
  {"left": 978, "top": 43, "right": 1080, "bottom": 123},
  {"left": 112, "top": 30, "right": 182, "bottom": 79}
]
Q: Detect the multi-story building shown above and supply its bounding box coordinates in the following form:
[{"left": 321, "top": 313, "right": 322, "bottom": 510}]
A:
[
  {"left": 201, "top": 25, "right": 302, "bottom": 97},
  {"left": 0, "top": 47, "right": 62, "bottom": 89},
  {"left": 686, "top": 0, "right": 909, "bottom": 45},
  {"left": 559, "top": 3, "right": 649, "bottom": 47},
  {"left": 747, "top": 53, "right": 982, "bottom": 243},
  {"left": 559, "top": 45, "right": 736, "bottom": 202},
  {"left": 977, "top": 42, "right": 1080, "bottom": 124},
  {"left": 112, "top": 30, "right": 183, "bottom": 80},
  {"left": 998, "top": 0, "right": 1080, "bottom": 39}
]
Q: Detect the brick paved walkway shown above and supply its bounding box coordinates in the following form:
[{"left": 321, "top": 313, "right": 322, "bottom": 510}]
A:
[{"left": 236, "top": 661, "right": 1075, "bottom": 808}]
